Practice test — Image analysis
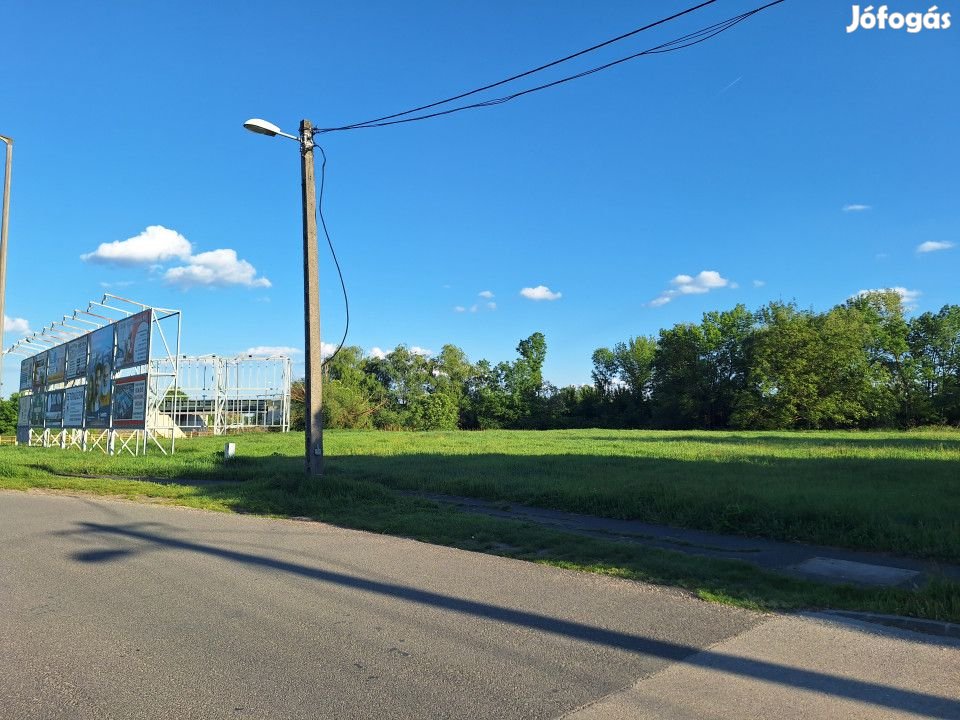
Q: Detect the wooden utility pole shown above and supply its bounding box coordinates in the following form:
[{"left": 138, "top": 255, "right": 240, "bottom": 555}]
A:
[{"left": 299, "top": 120, "right": 323, "bottom": 476}]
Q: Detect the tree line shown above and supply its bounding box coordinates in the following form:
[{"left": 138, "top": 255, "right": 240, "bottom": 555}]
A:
[
  {"left": 294, "top": 290, "right": 959, "bottom": 431},
  {"left": 3, "top": 290, "right": 956, "bottom": 435}
]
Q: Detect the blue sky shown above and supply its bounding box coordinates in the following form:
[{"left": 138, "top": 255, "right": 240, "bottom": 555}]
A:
[{"left": 2, "top": 0, "right": 958, "bottom": 391}]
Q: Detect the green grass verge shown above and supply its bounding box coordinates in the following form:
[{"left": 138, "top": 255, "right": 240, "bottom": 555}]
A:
[{"left": 2, "top": 428, "right": 959, "bottom": 623}]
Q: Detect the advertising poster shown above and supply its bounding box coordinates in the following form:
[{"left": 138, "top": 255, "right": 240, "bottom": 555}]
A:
[
  {"left": 46, "top": 344, "right": 67, "bottom": 384},
  {"left": 32, "top": 352, "right": 48, "bottom": 390},
  {"left": 19, "top": 357, "right": 32, "bottom": 391},
  {"left": 112, "top": 375, "right": 147, "bottom": 428},
  {"left": 65, "top": 336, "right": 88, "bottom": 380},
  {"left": 63, "top": 386, "right": 86, "bottom": 428},
  {"left": 17, "top": 395, "right": 31, "bottom": 427},
  {"left": 114, "top": 310, "right": 152, "bottom": 370},
  {"left": 45, "top": 391, "right": 64, "bottom": 425},
  {"left": 85, "top": 326, "right": 114, "bottom": 428},
  {"left": 30, "top": 393, "right": 45, "bottom": 427}
]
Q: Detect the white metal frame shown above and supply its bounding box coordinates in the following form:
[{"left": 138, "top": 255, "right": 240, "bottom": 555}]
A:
[
  {"left": 160, "top": 354, "right": 291, "bottom": 435},
  {"left": 4, "top": 294, "right": 181, "bottom": 456}
]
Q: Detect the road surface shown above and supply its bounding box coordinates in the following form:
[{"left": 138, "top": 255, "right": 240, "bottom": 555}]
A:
[{"left": 1, "top": 491, "right": 957, "bottom": 719}]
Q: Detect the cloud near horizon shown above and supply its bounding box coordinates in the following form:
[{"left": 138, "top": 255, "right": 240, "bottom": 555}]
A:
[
  {"left": 916, "top": 241, "right": 954, "bottom": 254},
  {"left": 842, "top": 204, "right": 872, "bottom": 212},
  {"left": 244, "top": 346, "right": 301, "bottom": 357},
  {"left": 3, "top": 315, "right": 31, "bottom": 335},
  {"left": 854, "top": 286, "right": 921, "bottom": 309},
  {"left": 650, "top": 270, "right": 731, "bottom": 307},
  {"left": 520, "top": 285, "right": 562, "bottom": 301}
]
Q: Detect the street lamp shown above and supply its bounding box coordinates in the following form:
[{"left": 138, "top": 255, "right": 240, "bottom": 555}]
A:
[
  {"left": 0, "top": 134, "right": 12, "bottom": 397},
  {"left": 243, "top": 118, "right": 323, "bottom": 476}
]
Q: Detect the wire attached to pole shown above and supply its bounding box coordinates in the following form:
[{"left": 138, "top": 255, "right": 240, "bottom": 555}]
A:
[{"left": 315, "top": 145, "right": 350, "bottom": 369}]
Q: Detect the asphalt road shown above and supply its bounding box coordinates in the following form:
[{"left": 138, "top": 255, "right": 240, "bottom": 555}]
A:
[{"left": 2, "top": 491, "right": 958, "bottom": 719}]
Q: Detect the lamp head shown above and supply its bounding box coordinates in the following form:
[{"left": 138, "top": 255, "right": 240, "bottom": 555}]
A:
[{"left": 243, "top": 118, "right": 283, "bottom": 137}]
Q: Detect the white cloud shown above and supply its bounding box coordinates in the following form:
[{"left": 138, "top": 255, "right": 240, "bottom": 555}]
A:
[
  {"left": 916, "top": 241, "right": 954, "bottom": 254},
  {"left": 321, "top": 342, "right": 338, "bottom": 359},
  {"left": 244, "top": 346, "right": 301, "bottom": 357},
  {"left": 410, "top": 346, "right": 433, "bottom": 356},
  {"left": 520, "top": 285, "right": 562, "bottom": 301},
  {"left": 99, "top": 280, "right": 135, "bottom": 289},
  {"left": 81, "top": 225, "right": 192, "bottom": 265},
  {"left": 470, "top": 304, "right": 479, "bottom": 313},
  {"left": 855, "top": 286, "right": 921, "bottom": 309},
  {"left": 843, "top": 204, "right": 872, "bottom": 212},
  {"left": 453, "top": 306, "right": 466, "bottom": 313},
  {"left": 369, "top": 347, "right": 387, "bottom": 360},
  {"left": 650, "top": 270, "right": 731, "bottom": 307},
  {"left": 478, "top": 290, "right": 494, "bottom": 299},
  {"left": 4, "top": 315, "right": 30, "bottom": 335},
  {"left": 487, "top": 301, "right": 497, "bottom": 310},
  {"left": 752, "top": 280, "right": 766, "bottom": 288},
  {"left": 83, "top": 226, "right": 269, "bottom": 292},
  {"left": 164, "top": 249, "right": 271, "bottom": 289}
]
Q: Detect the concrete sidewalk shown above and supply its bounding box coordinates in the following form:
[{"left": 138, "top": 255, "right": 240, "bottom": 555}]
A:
[
  {"left": 565, "top": 613, "right": 960, "bottom": 719},
  {"left": 412, "top": 492, "right": 960, "bottom": 592}
]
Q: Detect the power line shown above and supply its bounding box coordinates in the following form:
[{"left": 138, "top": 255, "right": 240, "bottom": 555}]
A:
[
  {"left": 316, "top": 0, "right": 786, "bottom": 135},
  {"left": 320, "top": 0, "right": 721, "bottom": 133}
]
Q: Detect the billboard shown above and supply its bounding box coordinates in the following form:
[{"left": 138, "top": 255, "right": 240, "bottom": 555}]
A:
[
  {"left": 45, "top": 391, "right": 64, "bottom": 425},
  {"left": 17, "top": 395, "right": 30, "bottom": 427},
  {"left": 30, "top": 393, "right": 45, "bottom": 427},
  {"left": 19, "top": 357, "right": 32, "bottom": 391},
  {"left": 85, "top": 326, "right": 114, "bottom": 428},
  {"left": 47, "top": 345, "right": 66, "bottom": 384},
  {"left": 32, "top": 352, "right": 48, "bottom": 390},
  {"left": 65, "top": 336, "right": 88, "bottom": 380},
  {"left": 113, "top": 375, "right": 147, "bottom": 428},
  {"left": 63, "top": 386, "right": 85, "bottom": 428},
  {"left": 115, "top": 310, "right": 151, "bottom": 370}
]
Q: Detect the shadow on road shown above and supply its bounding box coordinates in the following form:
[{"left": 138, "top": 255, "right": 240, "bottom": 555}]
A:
[{"left": 62, "top": 519, "right": 960, "bottom": 719}]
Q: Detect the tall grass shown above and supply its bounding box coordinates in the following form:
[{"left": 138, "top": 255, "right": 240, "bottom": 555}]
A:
[{"left": 3, "top": 428, "right": 958, "bottom": 560}]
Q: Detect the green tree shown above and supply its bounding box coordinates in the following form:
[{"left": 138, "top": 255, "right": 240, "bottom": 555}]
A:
[
  {"left": 590, "top": 347, "right": 617, "bottom": 395},
  {"left": 612, "top": 336, "right": 657, "bottom": 400},
  {"left": 733, "top": 302, "right": 878, "bottom": 429},
  {"left": 909, "top": 305, "right": 960, "bottom": 424},
  {"left": 651, "top": 322, "right": 709, "bottom": 428},
  {"left": 845, "top": 290, "right": 911, "bottom": 424},
  {"left": 0, "top": 393, "right": 19, "bottom": 435},
  {"left": 699, "top": 305, "right": 754, "bottom": 428}
]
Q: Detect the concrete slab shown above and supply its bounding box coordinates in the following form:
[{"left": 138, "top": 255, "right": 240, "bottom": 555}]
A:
[
  {"left": 563, "top": 614, "right": 960, "bottom": 719},
  {"left": 790, "top": 557, "right": 921, "bottom": 587},
  {"left": 409, "top": 492, "right": 960, "bottom": 590}
]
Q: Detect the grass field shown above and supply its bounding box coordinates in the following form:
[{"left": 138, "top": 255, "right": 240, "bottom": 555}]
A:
[{"left": 2, "top": 428, "right": 959, "bottom": 622}]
